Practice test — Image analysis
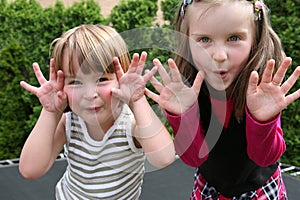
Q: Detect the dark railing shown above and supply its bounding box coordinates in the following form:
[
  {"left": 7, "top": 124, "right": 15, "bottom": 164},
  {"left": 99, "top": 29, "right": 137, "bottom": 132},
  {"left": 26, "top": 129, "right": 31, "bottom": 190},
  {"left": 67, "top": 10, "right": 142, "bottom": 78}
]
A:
[
  {"left": 281, "top": 163, "right": 300, "bottom": 178},
  {"left": 0, "top": 154, "right": 66, "bottom": 168},
  {"left": 2, "top": 156, "right": 300, "bottom": 178},
  {"left": 0, "top": 157, "right": 299, "bottom": 200}
]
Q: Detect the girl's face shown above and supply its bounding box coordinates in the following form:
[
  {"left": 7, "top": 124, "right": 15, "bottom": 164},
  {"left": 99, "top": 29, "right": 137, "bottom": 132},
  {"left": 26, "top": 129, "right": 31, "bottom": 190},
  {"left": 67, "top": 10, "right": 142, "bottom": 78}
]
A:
[
  {"left": 188, "top": 2, "right": 253, "bottom": 90},
  {"left": 62, "top": 51, "right": 121, "bottom": 133}
]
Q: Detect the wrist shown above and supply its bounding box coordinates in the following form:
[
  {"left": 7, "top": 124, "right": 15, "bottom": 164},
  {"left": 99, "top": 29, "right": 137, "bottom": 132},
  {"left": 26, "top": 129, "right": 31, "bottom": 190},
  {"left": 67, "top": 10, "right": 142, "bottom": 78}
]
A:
[
  {"left": 129, "top": 95, "right": 147, "bottom": 110},
  {"left": 41, "top": 108, "right": 63, "bottom": 120},
  {"left": 246, "top": 107, "right": 280, "bottom": 124}
]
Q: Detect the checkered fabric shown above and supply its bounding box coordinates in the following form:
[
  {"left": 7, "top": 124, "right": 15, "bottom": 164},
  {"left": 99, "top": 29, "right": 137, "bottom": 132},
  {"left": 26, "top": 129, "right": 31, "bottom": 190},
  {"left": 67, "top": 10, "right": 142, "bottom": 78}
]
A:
[{"left": 191, "top": 166, "right": 288, "bottom": 200}]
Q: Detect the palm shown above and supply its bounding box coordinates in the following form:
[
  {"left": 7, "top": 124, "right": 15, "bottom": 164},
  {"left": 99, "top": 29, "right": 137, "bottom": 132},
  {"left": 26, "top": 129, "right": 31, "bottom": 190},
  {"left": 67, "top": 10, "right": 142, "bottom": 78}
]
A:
[
  {"left": 247, "top": 81, "right": 286, "bottom": 122},
  {"left": 146, "top": 58, "right": 204, "bottom": 115},
  {"left": 35, "top": 80, "right": 66, "bottom": 112},
  {"left": 20, "top": 60, "right": 67, "bottom": 113},
  {"left": 247, "top": 58, "right": 300, "bottom": 122},
  {"left": 112, "top": 52, "right": 157, "bottom": 104},
  {"left": 151, "top": 78, "right": 198, "bottom": 115},
  {"left": 117, "top": 73, "right": 148, "bottom": 104}
]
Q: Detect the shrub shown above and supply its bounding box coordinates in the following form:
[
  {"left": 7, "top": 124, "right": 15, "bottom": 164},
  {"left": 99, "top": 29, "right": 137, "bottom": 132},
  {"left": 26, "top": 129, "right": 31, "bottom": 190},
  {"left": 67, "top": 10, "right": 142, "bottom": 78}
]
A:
[
  {"left": 109, "top": 0, "right": 158, "bottom": 32},
  {"left": 0, "top": 0, "right": 299, "bottom": 167},
  {"left": 265, "top": 0, "right": 300, "bottom": 166},
  {"left": 0, "top": 0, "right": 106, "bottom": 159}
]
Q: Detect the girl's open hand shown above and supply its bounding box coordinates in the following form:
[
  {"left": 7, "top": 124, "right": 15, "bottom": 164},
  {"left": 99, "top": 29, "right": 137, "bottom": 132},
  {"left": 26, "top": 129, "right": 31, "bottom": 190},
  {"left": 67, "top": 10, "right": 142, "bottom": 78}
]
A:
[
  {"left": 145, "top": 58, "right": 204, "bottom": 115},
  {"left": 20, "top": 59, "right": 68, "bottom": 113},
  {"left": 112, "top": 52, "right": 157, "bottom": 105},
  {"left": 247, "top": 57, "right": 300, "bottom": 122}
]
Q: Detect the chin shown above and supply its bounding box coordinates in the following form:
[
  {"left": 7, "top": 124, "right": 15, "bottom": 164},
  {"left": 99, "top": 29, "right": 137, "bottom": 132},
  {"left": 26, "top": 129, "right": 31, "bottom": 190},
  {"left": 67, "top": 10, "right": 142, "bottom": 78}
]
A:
[{"left": 207, "top": 82, "right": 227, "bottom": 91}]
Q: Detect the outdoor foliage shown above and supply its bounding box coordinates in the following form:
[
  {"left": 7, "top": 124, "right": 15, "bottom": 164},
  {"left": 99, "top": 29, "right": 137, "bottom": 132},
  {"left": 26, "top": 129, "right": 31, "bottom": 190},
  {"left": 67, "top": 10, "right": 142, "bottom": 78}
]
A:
[
  {"left": 109, "top": 0, "right": 158, "bottom": 32},
  {"left": 0, "top": 0, "right": 106, "bottom": 159},
  {"left": 161, "top": 0, "right": 179, "bottom": 26},
  {"left": 264, "top": 0, "right": 300, "bottom": 166},
  {"left": 0, "top": 0, "right": 299, "bottom": 166}
]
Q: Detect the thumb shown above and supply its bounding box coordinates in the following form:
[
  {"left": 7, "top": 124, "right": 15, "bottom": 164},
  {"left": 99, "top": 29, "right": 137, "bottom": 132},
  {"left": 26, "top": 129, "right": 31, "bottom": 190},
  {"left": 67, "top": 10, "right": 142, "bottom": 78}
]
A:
[
  {"left": 57, "top": 91, "right": 68, "bottom": 105},
  {"left": 192, "top": 70, "right": 205, "bottom": 96},
  {"left": 247, "top": 71, "right": 259, "bottom": 96},
  {"left": 145, "top": 88, "right": 160, "bottom": 104},
  {"left": 112, "top": 88, "right": 131, "bottom": 105},
  {"left": 111, "top": 88, "right": 121, "bottom": 98},
  {"left": 143, "top": 66, "right": 158, "bottom": 82},
  {"left": 56, "top": 91, "right": 69, "bottom": 113}
]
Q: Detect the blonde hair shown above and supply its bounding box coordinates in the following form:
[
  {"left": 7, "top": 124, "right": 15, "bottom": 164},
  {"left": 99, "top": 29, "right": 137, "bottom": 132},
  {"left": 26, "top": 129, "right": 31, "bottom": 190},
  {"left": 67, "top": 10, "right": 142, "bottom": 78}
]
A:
[
  {"left": 174, "top": 0, "right": 285, "bottom": 120},
  {"left": 51, "top": 24, "right": 130, "bottom": 75}
]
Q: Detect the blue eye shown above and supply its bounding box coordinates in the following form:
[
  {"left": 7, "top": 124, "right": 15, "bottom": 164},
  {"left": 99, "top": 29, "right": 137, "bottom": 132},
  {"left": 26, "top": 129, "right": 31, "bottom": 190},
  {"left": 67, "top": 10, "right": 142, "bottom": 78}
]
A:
[
  {"left": 199, "top": 37, "right": 211, "bottom": 43},
  {"left": 228, "top": 36, "right": 239, "bottom": 41},
  {"left": 70, "top": 80, "right": 82, "bottom": 85}
]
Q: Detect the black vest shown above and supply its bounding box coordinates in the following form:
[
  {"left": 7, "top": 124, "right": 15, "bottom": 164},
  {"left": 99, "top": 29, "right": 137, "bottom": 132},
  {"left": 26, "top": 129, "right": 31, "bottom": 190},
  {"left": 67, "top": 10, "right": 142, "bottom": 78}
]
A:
[{"left": 197, "top": 93, "right": 278, "bottom": 197}]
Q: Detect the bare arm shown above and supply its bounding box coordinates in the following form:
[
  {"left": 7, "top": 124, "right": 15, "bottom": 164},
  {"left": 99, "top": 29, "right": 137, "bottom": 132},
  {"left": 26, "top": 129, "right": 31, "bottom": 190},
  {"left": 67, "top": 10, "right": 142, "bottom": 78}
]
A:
[
  {"left": 112, "top": 52, "right": 175, "bottom": 168},
  {"left": 19, "top": 110, "right": 66, "bottom": 179},
  {"left": 19, "top": 60, "right": 67, "bottom": 179},
  {"left": 131, "top": 96, "right": 175, "bottom": 168},
  {"left": 144, "top": 58, "right": 206, "bottom": 167}
]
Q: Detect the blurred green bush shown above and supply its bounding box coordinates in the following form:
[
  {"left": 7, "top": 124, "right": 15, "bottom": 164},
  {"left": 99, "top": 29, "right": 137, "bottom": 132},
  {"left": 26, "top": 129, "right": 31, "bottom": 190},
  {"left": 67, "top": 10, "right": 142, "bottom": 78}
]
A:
[{"left": 0, "top": 0, "right": 299, "bottom": 166}]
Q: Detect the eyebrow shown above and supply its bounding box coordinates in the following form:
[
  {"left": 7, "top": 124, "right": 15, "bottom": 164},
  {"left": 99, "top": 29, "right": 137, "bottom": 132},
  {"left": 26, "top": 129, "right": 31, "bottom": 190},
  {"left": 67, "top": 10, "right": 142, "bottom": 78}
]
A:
[
  {"left": 227, "top": 30, "right": 249, "bottom": 39},
  {"left": 63, "top": 74, "right": 76, "bottom": 80},
  {"left": 190, "top": 29, "right": 249, "bottom": 37}
]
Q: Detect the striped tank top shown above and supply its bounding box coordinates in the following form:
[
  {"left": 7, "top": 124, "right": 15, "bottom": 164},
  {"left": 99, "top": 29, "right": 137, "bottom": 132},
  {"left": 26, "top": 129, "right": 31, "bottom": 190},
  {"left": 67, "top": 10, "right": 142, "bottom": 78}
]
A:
[{"left": 56, "top": 105, "right": 145, "bottom": 200}]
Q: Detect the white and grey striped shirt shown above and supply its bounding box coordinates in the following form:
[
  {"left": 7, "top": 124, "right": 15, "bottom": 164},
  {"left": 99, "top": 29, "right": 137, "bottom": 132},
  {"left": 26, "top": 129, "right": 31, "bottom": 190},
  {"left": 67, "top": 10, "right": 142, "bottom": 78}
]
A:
[{"left": 56, "top": 105, "right": 145, "bottom": 200}]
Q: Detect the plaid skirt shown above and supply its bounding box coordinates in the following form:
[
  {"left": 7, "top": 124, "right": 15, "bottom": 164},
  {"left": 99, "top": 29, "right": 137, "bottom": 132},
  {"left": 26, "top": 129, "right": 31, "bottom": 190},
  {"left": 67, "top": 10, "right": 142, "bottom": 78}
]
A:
[{"left": 191, "top": 166, "right": 288, "bottom": 200}]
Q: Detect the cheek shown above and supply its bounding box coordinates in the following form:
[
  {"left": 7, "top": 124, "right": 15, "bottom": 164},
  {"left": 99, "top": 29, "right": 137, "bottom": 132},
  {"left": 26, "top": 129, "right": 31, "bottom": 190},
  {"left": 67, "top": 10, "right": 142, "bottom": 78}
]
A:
[
  {"left": 98, "top": 87, "right": 113, "bottom": 103},
  {"left": 189, "top": 43, "right": 212, "bottom": 71},
  {"left": 64, "top": 88, "right": 79, "bottom": 107},
  {"left": 190, "top": 50, "right": 211, "bottom": 72},
  {"left": 231, "top": 49, "right": 250, "bottom": 71},
  {"left": 97, "top": 81, "right": 119, "bottom": 105},
  {"left": 234, "top": 41, "right": 252, "bottom": 63}
]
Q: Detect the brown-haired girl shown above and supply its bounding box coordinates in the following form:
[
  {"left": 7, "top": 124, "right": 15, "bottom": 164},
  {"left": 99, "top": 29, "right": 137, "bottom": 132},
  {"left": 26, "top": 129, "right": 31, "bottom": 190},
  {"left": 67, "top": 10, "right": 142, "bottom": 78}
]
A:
[
  {"left": 19, "top": 24, "right": 175, "bottom": 199},
  {"left": 146, "top": 0, "right": 300, "bottom": 199}
]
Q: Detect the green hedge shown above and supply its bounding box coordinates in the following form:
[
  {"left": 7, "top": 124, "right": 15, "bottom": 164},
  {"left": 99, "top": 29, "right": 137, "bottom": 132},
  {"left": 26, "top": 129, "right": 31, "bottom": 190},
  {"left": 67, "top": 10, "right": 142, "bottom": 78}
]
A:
[
  {"left": 264, "top": 0, "right": 300, "bottom": 166},
  {"left": 0, "top": 0, "right": 106, "bottom": 159},
  {"left": 0, "top": 0, "right": 299, "bottom": 166},
  {"left": 109, "top": 0, "right": 158, "bottom": 32}
]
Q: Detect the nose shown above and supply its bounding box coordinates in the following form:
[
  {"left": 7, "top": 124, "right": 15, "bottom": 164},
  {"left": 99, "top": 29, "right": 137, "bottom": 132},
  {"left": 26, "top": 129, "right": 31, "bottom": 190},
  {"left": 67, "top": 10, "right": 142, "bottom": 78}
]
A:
[
  {"left": 212, "top": 45, "right": 227, "bottom": 63},
  {"left": 83, "top": 86, "right": 98, "bottom": 99}
]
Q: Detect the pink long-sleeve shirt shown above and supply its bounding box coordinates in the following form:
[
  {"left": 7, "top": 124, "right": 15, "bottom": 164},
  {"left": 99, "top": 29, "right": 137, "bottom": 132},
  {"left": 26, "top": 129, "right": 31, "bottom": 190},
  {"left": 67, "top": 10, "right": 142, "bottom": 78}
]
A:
[{"left": 166, "top": 100, "right": 286, "bottom": 168}]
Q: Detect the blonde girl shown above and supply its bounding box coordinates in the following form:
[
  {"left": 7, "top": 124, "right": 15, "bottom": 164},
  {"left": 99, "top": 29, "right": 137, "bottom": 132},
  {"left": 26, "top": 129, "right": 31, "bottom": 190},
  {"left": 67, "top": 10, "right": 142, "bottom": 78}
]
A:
[
  {"left": 146, "top": 0, "right": 300, "bottom": 199},
  {"left": 19, "top": 24, "right": 175, "bottom": 199}
]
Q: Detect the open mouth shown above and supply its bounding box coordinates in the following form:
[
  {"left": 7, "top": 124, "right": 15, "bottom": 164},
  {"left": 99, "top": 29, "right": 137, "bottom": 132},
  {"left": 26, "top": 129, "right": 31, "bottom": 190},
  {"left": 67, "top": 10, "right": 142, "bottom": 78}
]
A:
[{"left": 215, "top": 71, "right": 227, "bottom": 79}]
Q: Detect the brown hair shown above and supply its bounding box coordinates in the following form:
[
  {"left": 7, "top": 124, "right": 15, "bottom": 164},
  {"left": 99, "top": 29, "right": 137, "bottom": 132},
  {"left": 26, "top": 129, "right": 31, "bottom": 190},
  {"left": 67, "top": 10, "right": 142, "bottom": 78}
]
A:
[
  {"left": 173, "top": 0, "right": 285, "bottom": 120},
  {"left": 50, "top": 24, "right": 130, "bottom": 75}
]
